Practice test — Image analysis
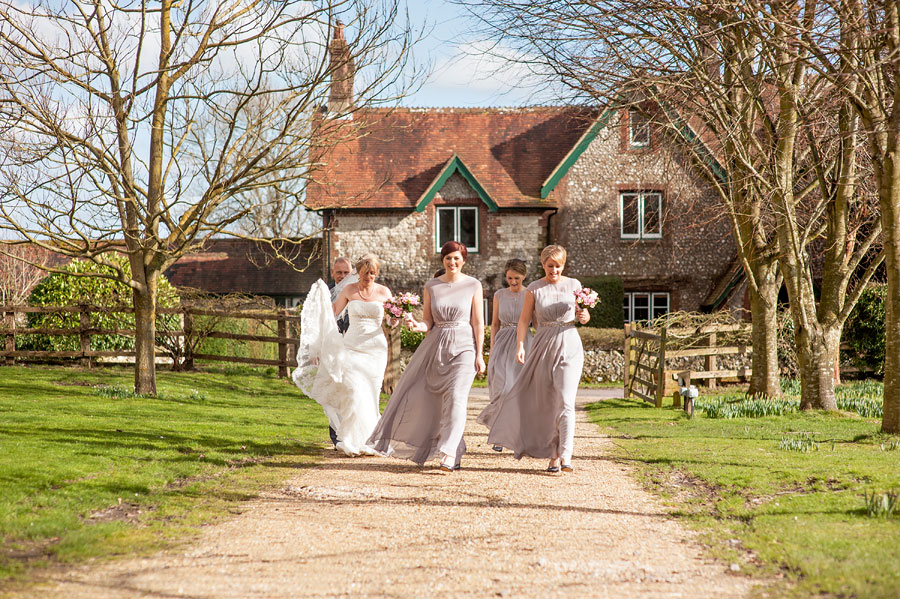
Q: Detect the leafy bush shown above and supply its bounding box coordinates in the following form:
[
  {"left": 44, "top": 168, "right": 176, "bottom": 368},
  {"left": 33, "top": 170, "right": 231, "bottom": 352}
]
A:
[
  {"left": 577, "top": 275, "right": 624, "bottom": 329},
  {"left": 844, "top": 284, "right": 885, "bottom": 375},
  {"left": 400, "top": 324, "right": 491, "bottom": 352},
  {"left": 400, "top": 326, "right": 425, "bottom": 350},
  {"left": 25, "top": 257, "right": 179, "bottom": 352}
]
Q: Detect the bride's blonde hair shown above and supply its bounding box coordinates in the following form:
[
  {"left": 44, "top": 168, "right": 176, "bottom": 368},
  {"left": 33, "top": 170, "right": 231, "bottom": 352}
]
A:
[{"left": 355, "top": 254, "right": 380, "bottom": 275}]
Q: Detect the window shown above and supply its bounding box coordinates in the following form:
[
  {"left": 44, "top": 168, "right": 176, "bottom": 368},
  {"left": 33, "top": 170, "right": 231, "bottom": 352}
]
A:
[
  {"left": 436, "top": 206, "right": 479, "bottom": 252},
  {"left": 620, "top": 191, "right": 662, "bottom": 239},
  {"left": 623, "top": 291, "right": 670, "bottom": 323},
  {"left": 628, "top": 108, "right": 650, "bottom": 148}
]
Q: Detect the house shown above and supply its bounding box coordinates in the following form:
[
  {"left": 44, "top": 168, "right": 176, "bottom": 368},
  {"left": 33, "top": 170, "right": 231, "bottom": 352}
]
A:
[
  {"left": 307, "top": 26, "right": 743, "bottom": 323},
  {"left": 164, "top": 238, "right": 322, "bottom": 308}
]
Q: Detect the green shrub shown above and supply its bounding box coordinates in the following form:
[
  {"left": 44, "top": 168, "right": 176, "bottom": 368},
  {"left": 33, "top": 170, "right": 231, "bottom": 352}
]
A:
[
  {"left": 844, "top": 284, "right": 885, "bottom": 375},
  {"left": 25, "top": 257, "right": 179, "bottom": 352},
  {"left": 400, "top": 326, "right": 425, "bottom": 351},
  {"left": 577, "top": 276, "right": 624, "bottom": 329}
]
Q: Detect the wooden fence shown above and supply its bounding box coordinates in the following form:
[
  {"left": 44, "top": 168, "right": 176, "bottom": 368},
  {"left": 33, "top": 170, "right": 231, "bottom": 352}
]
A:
[
  {"left": 1, "top": 304, "right": 402, "bottom": 386},
  {"left": 1, "top": 304, "right": 302, "bottom": 376},
  {"left": 624, "top": 322, "right": 752, "bottom": 407}
]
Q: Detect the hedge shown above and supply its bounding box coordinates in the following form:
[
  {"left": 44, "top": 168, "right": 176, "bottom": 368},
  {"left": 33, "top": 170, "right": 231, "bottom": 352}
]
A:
[
  {"left": 576, "top": 275, "right": 624, "bottom": 329},
  {"left": 844, "top": 284, "right": 885, "bottom": 375}
]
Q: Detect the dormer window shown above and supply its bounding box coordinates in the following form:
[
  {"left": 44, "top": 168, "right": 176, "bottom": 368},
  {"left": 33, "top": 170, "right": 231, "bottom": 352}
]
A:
[
  {"left": 436, "top": 206, "right": 479, "bottom": 252},
  {"left": 628, "top": 109, "right": 650, "bottom": 148}
]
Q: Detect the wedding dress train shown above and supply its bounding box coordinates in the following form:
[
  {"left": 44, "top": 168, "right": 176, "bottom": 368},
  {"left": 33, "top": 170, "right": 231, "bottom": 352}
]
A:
[{"left": 293, "top": 280, "right": 387, "bottom": 456}]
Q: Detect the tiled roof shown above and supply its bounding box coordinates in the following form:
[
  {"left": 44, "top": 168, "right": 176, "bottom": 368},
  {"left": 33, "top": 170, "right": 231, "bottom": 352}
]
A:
[
  {"left": 164, "top": 238, "right": 322, "bottom": 297},
  {"left": 306, "top": 107, "right": 600, "bottom": 210}
]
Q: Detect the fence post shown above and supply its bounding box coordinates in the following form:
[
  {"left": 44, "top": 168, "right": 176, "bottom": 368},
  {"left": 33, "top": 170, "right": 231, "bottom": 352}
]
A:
[
  {"left": 4, "top": 308, "right": 15, "bottom": 366},
  {"left": 655, "top": 325, "right": 667, "bottom": 408},
  {"left": 706, "top": 331, "right": 717, "bottom": 389},
  {"left": 277, "top": 309, "right": 288, "bottom": 379},
  {"left": 382, "top": 324, "right": 401, "bottom": 394},
  {"left": 79, "top": 304, "right": 91, "bottom": 369},
  {"left": 183, "top": 308, "right": 194, "bottom": 371},
  {"left": 623, "top": 323, "right": 632, "bottom": 398}
]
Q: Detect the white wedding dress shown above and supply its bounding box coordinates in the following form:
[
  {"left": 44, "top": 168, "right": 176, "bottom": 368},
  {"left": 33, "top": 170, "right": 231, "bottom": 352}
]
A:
[{"left": 293, "top": 280, "right": 387, "bottom": 456}]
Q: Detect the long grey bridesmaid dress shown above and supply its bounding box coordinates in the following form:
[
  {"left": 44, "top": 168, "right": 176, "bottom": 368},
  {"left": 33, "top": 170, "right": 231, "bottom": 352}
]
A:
[
  {"left": 367, "top": 274, "right": 481, "bottom": 466},
  {"left": 486, "top": 277, "right": 584, "bottom": 463},
  {"left": 477, "top": 287, "right": 532, "bottom": 429}
]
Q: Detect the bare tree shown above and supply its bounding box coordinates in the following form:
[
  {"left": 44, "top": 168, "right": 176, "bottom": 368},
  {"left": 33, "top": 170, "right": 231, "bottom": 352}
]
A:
[
  {"left": 0, "top": 244, "right": 53, "bottom": 305},
  {"left": 458, "top": 0, "right": 882, "bottom": 407},
  {"left": 0, "top": 0, "right": 421, "bottom": 394},
  {"left": 799, "top": 0, "right": 900, "bottom": 431}
]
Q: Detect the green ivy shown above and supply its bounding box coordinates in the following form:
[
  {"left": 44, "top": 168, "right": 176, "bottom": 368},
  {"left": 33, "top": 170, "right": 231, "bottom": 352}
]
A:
[{"left": 24, "top": 257, "right": 179, "bottom": 352}]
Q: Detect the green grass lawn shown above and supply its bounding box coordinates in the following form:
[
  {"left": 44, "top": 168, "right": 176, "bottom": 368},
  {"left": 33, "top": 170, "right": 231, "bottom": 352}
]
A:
[
  {"left": 0, "top": 364, "right": 326, "bottom": 586},
  {"left": 588, "top": 382, "right": 900, "bottom": 599}
]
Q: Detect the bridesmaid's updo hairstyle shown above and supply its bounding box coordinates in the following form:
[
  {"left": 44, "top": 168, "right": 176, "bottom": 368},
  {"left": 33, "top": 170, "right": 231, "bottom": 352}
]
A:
[
  {"left": 540, "top": 244, "right": 567, "bottom": 265},
  {"left": 504, "top": 258, "right": 527, "bottom": 277},
  {"left": 355, "top": 254, "right": 380, "bottom": 275},
  {"left": 440, "top": 240, "right": 468, "bottom": 262}
]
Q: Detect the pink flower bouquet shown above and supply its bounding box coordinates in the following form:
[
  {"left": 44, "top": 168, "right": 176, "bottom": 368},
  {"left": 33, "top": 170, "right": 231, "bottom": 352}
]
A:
[
  {"left": 383, "top": 292, "right": 421, "bottom": 327},
  {"left": 574, "top": 287, "right": 599, "bottom": 309}
]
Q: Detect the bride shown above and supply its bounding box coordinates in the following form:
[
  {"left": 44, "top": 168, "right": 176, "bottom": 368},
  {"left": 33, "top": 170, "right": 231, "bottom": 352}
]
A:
[{"left": 293, "top": 255, "right": 392, "bottom": 456}]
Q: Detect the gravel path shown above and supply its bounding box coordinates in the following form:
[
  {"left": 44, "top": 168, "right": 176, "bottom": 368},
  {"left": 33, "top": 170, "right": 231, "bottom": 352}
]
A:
[{"left": 34, "top": 388, "right": 759, "bottom": 599}]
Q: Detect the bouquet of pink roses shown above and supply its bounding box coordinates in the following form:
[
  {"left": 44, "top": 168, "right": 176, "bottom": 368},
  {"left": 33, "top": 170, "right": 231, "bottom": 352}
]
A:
[
  {"left": 574, "top": 287, "right": 599, "bottom": 309},
  {"left": 383, "top": 292, "right": 421, "bottom": 327}
]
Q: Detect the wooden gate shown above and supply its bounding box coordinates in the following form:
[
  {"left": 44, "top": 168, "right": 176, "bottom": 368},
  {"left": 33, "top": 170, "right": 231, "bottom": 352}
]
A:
[{"left": 624, "top": 322, "right": 668, "bottom": 407}]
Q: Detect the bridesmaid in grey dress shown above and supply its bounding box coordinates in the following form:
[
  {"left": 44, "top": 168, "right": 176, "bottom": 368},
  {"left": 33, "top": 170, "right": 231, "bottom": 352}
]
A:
[
  {"left": 486, "top": 245, "right": 590, "bottom": 473},
  {"left": 368, "top": 241, "right": 486, "bottom": 472},
  {"left": 477, "top": 258, "right": 532, "bottom": 448}
]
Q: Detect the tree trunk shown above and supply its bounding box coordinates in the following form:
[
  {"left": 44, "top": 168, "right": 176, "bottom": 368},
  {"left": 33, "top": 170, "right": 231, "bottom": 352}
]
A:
[
  {"left": 881, "top": 187, "right": 900, "bottom": 433},
  {"left": 748, "top": 272, "right": 781, "bottom": 398},
  {"left": 132, "top": 275, "right": 158, "bottom": 396},
  {"left": 796, "top": 324, "right": 841, "bottom": 411}
]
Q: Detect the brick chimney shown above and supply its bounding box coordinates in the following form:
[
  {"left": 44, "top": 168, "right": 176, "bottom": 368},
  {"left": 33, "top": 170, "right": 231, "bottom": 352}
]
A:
[{"left": 328, "top": 21, "right": 355, "bottom": 114}]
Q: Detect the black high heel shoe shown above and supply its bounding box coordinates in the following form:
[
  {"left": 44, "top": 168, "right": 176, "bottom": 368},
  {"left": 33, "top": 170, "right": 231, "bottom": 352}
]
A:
[{"left": 546, "top": 465, "right": 560, "bottom": 473}]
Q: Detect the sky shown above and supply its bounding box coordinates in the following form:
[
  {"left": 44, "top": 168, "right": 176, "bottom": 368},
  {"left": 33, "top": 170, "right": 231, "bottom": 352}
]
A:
[{"left": 401, "top": 0, "right": 555, "bottom": 107}]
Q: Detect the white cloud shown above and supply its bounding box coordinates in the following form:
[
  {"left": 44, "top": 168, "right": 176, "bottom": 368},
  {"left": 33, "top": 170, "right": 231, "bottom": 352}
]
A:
[{"left": 424, "top": 39, "right": 560, "bottom": 105}]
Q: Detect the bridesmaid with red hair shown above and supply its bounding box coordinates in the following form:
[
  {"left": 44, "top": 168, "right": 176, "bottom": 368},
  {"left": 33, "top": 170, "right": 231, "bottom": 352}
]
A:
[{"left": 368, "top": 241, "right": 486, "bottom": 472}]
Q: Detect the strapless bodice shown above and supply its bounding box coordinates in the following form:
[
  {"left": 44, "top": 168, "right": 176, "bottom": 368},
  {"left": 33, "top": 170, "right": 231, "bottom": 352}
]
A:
[{"left": 347, "top": 300, "right": 384, "bottom": 322}]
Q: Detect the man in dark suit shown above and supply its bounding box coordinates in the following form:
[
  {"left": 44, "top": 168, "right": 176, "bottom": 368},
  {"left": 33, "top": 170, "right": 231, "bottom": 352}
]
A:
[{"left": 326, "top": 257, "right": 352, "bottom": 447}]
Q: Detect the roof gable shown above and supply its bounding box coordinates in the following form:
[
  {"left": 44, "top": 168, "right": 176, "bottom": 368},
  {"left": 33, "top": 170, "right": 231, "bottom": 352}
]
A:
[
  {"left": 415, "top": 154, "right": 498, "bottom": 212},
  {"left": 538, "top": 95, "right": 729, "bottom": 198},
  {"left": 306, "top": 107, "right": 599, "bottom": 211}
]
